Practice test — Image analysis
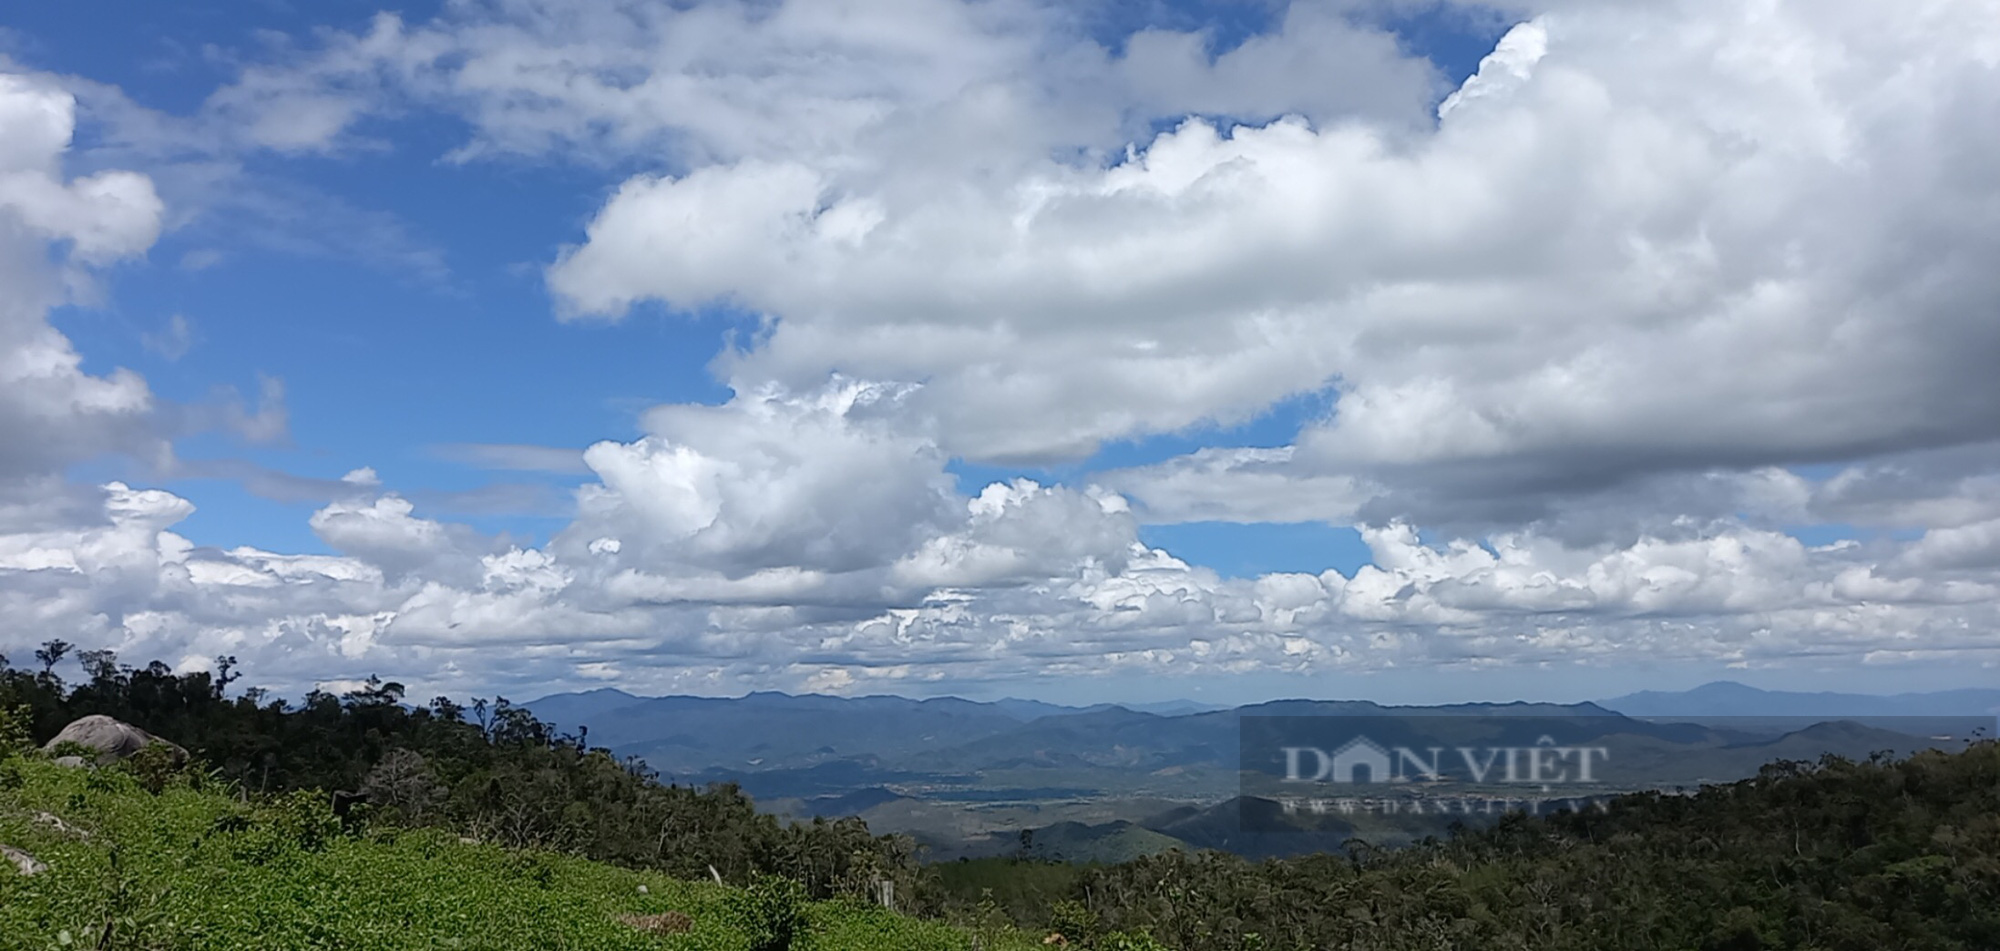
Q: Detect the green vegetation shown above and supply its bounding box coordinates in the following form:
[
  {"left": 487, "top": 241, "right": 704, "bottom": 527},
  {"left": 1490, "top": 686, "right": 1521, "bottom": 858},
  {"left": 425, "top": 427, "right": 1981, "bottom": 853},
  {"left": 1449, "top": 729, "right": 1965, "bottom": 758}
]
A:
[
  {"left": 7, "top": 647, "right": 1998, "bottom": 950},
  {"left": 0, "top": 648, "right": 921, "bottom": 902},
  {"left": 1049, "top": 747, "right": 2000, "bottom": 950},
  {"left": 932, "top": 857, "right": 1090, "bottom": 931},
  {"left": 0, "top": 756, "right": 1015, "bottom": 950}
]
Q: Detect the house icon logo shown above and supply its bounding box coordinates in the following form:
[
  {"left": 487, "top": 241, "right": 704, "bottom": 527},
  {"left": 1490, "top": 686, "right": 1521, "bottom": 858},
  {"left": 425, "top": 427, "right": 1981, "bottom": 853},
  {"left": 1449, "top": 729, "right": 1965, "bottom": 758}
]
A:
[
  {"left": 1269, "top": 718, "right": 1615, "bottom": 787},
  {"left": 1326, "top": 736, "right": 1393, "bottom": 783},
  {"left": 1281, "top": 735, "right": 1399, "bottom": 783}
]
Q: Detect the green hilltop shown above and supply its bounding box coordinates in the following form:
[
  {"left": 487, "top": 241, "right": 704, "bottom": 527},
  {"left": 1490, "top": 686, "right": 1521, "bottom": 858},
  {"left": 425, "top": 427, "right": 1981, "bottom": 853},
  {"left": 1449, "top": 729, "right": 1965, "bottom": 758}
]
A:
[{"left": 0, "top": 755, "right": 1039, "bottom": 951}]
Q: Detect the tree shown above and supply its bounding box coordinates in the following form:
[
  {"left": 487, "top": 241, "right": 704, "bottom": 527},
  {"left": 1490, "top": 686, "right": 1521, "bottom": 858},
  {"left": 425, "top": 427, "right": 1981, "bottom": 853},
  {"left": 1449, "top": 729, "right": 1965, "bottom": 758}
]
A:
[
  {"left": 215, "top": 655, "right": 241, "bottom": 697},
  {"left": 362, "top": 748, "right": 445, "bottom": 825},
  {"left": 78, "top": 649, "right": 120, "bottom": 683},
  {"left": 34, "top": 639, "right": 72, "bottom": 677}
]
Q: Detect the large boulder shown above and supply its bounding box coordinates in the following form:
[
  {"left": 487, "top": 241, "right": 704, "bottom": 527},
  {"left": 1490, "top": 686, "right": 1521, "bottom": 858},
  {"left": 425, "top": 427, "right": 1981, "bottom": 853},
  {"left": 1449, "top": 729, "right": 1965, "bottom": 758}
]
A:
[{"left": 40, "top": 715, "right": 187, "bottom": 767}]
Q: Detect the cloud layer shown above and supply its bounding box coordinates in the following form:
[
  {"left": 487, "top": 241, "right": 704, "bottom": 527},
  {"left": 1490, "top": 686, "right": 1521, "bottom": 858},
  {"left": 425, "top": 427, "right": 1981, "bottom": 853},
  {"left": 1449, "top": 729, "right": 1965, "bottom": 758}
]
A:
[{"left": 4, "top": 0, "right": 2000, "bottom": 699}]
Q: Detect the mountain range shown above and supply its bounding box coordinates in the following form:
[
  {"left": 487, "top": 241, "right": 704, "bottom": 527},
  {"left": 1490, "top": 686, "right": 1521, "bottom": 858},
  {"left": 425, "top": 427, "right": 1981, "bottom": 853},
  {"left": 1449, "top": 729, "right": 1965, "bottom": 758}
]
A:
[
  {"left": 523, "top": 681, "right": 1993, "bottom": 861},
  {"left": 524, "top": 682, "right": 1996, "bottom": 778},
  {"left": 1600, "top": 680, "right": 2000, "bottom": 718}
]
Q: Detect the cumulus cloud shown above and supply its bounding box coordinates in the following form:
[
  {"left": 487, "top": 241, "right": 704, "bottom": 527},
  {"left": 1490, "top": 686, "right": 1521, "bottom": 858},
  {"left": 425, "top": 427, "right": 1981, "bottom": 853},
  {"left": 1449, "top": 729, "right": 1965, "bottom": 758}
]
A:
[
  {"left": 560, "top": 380, "right": 960, "bottom": 575},
  {"left": 7, "top": 1, "right": 2000, "bottom": 697},
  {"left": 0, "top": 73, "right": 166, "bottom": 483},
  {"left": 12, "top": 462, "right": 2000, "bottom": 699},
  {"left": 535, "top": 0, "right": 2000, "bottom": 492}
]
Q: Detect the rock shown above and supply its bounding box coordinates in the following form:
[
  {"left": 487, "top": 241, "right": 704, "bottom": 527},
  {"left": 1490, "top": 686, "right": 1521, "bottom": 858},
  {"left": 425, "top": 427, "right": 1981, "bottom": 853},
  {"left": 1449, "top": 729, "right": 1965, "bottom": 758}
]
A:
[
  {"left": 40, "top": 715, "right": 187, "bottom": 767},
  {"left": 52, "top": 756, "right": 88, "bottom": 769},
  {"left": 636, "top": 884, "right": 650, "bottom": 895},
  {"left": 32, "top": 812, "right": 89, "bottom": 839},
  {"left": 2, "top": 843, "right": 45, "bottom": 876}
]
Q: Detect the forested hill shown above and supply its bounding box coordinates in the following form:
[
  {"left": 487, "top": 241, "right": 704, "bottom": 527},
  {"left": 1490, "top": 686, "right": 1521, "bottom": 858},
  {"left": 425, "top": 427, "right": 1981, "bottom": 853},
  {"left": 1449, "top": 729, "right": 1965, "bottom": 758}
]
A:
[
  {"left": 0, "top": 648, "right": 924, "bottom": 901},
  {"left": 939, "top": 742, "right": 2000, "bottom": 951}
]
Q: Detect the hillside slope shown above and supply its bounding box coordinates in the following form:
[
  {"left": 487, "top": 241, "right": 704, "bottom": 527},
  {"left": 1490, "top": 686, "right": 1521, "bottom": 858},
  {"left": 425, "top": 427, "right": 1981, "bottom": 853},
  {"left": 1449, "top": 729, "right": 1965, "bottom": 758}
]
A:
[{"left": 0, "top": 757, "right": 1026, "bottom": 951}]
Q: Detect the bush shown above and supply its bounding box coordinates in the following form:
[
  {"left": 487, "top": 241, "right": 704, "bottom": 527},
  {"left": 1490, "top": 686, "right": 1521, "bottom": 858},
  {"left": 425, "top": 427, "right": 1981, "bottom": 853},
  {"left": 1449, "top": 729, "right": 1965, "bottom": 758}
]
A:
[
  {"left": 1097, "top": 931, "right": 1174, "bottom": 951},
  {"left": 48, "top": 739, "right": 97, "bottom": 761},
  {"left": 728, "top": 873, "right": 810, "bottom": 951},
  {"left": 1047, "top": 900, "right": 1101, "bottom": 946},
  {"left": 117, "top": 741, "right": 189, "bottom": 795},
  {"left": 231, "top": 789, "right": 344, "bottom": 864},
  {"left": 0, "top": 703, "right": 29, "bottom": 755}
]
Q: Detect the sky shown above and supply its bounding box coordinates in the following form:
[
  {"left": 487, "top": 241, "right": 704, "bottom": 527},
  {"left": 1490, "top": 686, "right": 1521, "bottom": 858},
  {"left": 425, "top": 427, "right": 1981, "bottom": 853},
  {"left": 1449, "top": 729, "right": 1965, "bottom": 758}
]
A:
[{"left": 2, "top": 0, "right": 1999, "bottom": 707}]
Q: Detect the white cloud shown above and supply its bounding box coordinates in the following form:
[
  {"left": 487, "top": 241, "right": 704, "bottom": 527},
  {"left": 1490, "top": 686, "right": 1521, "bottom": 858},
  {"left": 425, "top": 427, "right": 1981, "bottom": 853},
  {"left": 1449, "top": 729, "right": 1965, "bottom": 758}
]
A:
[
  {"left": 4, "top": 452, "right": 2000, "bottom": 699},
  {"left": 8, "top": 2, "right": 2000, "bottom": 697},
  {"left": 0, "top": 74, "right": 166, "bottom": 483},
  {"left": 226, "top": 0, "right": 1440, "bottom": 168},
  {"left": 1903, "top": 518, "right": 2000, "bottom": 572},
  {"left": 535, "top": 0, "right": 2000, "bottom": 487},
  {"left": 309, "top": 495, "right": 492, "bottom": 587},
  {"left": 561, "top": 380, "right": 960, "bottom": 575},
  {"left": 1100, "top": 446, "right": 1371, "bottom": 525}
]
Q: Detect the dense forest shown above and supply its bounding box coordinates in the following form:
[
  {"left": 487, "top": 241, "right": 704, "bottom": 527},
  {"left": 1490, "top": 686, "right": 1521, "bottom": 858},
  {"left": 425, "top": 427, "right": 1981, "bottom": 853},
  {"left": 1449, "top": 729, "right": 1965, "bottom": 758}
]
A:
[
  {"left": 6, "top": 645, "right": 1996, "bottom": 950},
  {"left": 929, "top": 744, "right": 2000, "bottom": 950}
]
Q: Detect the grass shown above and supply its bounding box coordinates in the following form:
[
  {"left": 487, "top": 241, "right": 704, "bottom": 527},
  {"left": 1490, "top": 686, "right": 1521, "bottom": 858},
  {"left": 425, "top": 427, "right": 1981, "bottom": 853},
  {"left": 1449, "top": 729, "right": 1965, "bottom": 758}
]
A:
[{"left": 0, "top": 756, "right": 1045, "bottom": 951}]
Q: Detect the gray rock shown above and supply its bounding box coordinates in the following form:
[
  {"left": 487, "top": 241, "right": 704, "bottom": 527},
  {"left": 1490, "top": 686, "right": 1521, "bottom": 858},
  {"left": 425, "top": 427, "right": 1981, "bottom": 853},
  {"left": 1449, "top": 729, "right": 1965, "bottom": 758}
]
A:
[
  {"left": 32, "top": 811, "right": 90, "bottom": 839},
  {"left": 52, "top": 755, "right": 89, "bottom": 769},
  {"left": 40, "top": 715, "right": 188, "bottom": 767},
  {"left": 2, "top": 843, "right": 45, "bottom": 876}
]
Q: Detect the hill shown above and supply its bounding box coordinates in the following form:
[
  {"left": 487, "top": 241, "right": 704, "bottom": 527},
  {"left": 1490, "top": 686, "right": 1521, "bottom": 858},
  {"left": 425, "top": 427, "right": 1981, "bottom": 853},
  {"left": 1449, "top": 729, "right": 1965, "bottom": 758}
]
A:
[
  {"left": 0, "top": 755, "right": 1028, "bottom": 951},
  {"left": 1601, "top": 680, "right": 2000, "bottom": 718},
  {"left": 1051, "top": 742, "right": 2000, "bottom": 950},
  {"left": 1017, "top": 820, "right": 1190, "bottom": 864},
  {"left": 522, "top": 691, "right": 1062, "bottom": 775}
]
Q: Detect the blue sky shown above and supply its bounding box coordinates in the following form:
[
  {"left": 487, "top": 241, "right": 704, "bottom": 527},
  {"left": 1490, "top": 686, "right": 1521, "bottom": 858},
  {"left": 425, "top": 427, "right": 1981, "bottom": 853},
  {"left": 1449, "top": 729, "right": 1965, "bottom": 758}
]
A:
[
  {"left": 26, "top": 0, "right": 1491, "bottom": 567},
  {"left": 3, "top": 0, "right": 1999, "bottom": 704}
]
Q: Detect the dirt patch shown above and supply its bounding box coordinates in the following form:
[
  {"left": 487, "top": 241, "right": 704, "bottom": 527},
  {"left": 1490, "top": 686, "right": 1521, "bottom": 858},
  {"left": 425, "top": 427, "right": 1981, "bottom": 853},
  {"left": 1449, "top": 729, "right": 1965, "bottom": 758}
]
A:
[{"left": 618, "top": 911, "right": 693, "bottom": 935}]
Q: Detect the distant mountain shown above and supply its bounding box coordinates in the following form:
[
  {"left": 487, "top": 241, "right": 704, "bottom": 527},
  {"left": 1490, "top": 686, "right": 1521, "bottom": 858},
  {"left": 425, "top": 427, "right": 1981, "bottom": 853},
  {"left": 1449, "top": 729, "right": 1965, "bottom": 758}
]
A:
[
  {"left": 1602, "top": 681, "right": 2000, "bottom": 719},
  {"left": 986, "top": 698, "right": 1091, "bottom": 720},
  {"left": 518, "top": 687, "right": 647, "bottom": 734},
  {"left": 524, "top": 689, "right": 1057, "bottom": 774},
  {"left": 526, "top": 688, "right": 1661, "bottom": 780},
  {"left": 524, "top": 685, "right": 1987, "bottom": 824},
  {"left": 1118, "top": 700, "right": 1232, "bottom": 716},
  {"left": 1018, "top": 820, "right": 1191, "bottom": 863}
]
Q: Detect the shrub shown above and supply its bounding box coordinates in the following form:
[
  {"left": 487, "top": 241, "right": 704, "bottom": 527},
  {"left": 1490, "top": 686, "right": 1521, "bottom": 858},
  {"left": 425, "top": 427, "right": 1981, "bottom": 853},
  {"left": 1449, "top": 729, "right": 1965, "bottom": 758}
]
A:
[
  {"left": 0, "top": 703, "right": 29, "bottom": 755},
  {"left": 728, "top": 873, "right": 810, "bottom": 951},
  {"left": 116, "top": 741, "right": 187, "bottom": 795},
  {"left": 48, "top": 739, "right": 97, "bottom": 761},
  {"left": 1046, "top": 900, "right": 1101, "bottom": 947},
  {"left": 231, "top": 789, "right": 344, "bottom": 864}
]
